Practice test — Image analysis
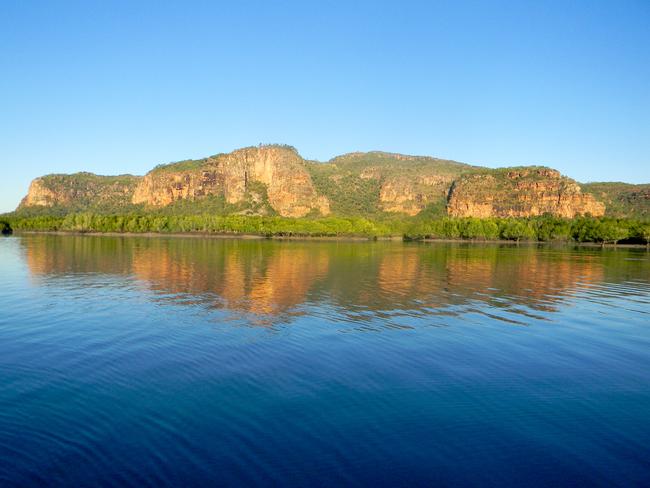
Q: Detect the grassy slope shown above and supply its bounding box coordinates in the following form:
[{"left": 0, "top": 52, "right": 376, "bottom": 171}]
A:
[
  {"left": 581, "top": 182, "right": 650, "bottom": 218},
  {"left": 307, "top": 152, "right": 472, "bottom": 216}
]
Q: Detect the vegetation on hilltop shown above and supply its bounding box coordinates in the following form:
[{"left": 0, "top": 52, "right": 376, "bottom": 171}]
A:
[
  {"left": 452, "top": 166, "right": 564, "bottom": 188},
  {"left": 328, "top": 151, "right": 471, "bottom": 175},
  {"left": 307, "top": 164, "right": 382, "bottom": 216},
  {"left": 152, "top": 158, "right": 211, "bottom": 173},
  {"left": 19, "top": 172, "right": 141, "bottom": 211},
  {"left": 38, "top": 172, "right": 138, "bottom": 184},
  {"left": 32, "top": 172, "right": 140, "bottom": 190}
]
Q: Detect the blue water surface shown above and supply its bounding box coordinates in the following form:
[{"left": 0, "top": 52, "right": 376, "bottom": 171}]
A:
[{"left": 1, "top": 235, "right": 649, "bottom": 487}]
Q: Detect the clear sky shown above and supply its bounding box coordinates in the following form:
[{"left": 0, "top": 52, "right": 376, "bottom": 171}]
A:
[{"left": 2, "top": 0, "right": 649, "bottom": 212}]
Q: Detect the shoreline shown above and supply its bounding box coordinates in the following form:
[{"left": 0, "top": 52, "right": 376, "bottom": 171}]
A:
[
  {"left": 13, "top": 230, "right": 397, "bottom": 242},
  {"left": 9, "top": 230, "right": 649, "bottom": 248}
]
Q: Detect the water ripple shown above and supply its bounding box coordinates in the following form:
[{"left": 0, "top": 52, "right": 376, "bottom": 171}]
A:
[{"left": 1, "top": 236, "right": 649, "bottom": 486}]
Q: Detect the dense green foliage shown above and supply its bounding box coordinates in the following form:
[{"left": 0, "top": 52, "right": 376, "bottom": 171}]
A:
[
  {"left": 328, "top": 151, "right": 470, "bottom": 175},
  {"left": 0, "top": 220, "right": 12, "bottom": 234},
  {"left": 308, "top": 166, "right": 382, "bottom": 216},
  {"left": 3, "top": 213, "right": 406, "bottom": 238},
  {"left": 3, "top": 212, "right": 649, "bottom": 244},
  {"left": 37, "top": 172, "right": 138, "bottom": 187},
  {"left": 152, "top": 158, "right": 210, "bottom": 173},
  {"left": 404, "top": 216, "right": 650, "bottom": 244}
]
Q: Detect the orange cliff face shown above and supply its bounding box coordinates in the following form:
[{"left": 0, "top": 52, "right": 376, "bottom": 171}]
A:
[
  {"left": 132, "top": 146, "right": 330, "bottom": 218},
  {"left": 129, "top": 241, "right": 330, "bottom": 317},
  {"left": 447, "top": 168, "right": 605, "bottom": 218},
  {"left": 378, "top": 174, "right": 456, "bottom": 215},
  {"left": 20, "top": 178, "right": 63, "bottom": 207}
]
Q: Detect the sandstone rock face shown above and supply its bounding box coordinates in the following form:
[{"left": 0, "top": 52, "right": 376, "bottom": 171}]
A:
[
  {"left": 19, "top": 173, "right": 141, "bottom": 209},
  {"left": 132, "top": 167, "right": 214, "bottom": 207},
  {"left": 133, "top": 146, "right": 329, "bottom": 217},
  {"left": 21, "top": 178, "right": 62, "bottom": 207},
  {"left": 379, "top": 174, "right": 455, "bottom": 215},
  {"left": 447, "top": 168, "right": 605, "bottom": 218}
]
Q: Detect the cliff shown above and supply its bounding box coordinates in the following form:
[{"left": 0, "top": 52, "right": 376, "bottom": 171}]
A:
[
  {"left": 16, "top": 145, "right": 641, "bottom": 219},
  {"left": 133, "top": 145, "right": 330, "bottom": 218},
  {"left": 447, "top": 167, "right": 605, "bottom": 218},
  {"left": 18, "top": 172, "right": 141, "bottom": 211}
]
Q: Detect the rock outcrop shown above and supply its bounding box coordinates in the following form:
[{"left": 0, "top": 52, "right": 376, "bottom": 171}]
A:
[
  {"left": 18, "top": 173, "right": 140, "bottom": 210},
  {"left": 447, "top": 168, "right": 605, "bottom": 218},
  {"left": 133, "top": 145, "right": 330, "bottom": 218},
  {"left": 378, "top": 174, "right": 457, "bottom": 215}
]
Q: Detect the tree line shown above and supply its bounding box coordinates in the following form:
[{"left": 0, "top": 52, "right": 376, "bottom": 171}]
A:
[
  {"left": 2, "top": 213, "right": 650, "bottom": 244},
  {"left": 2, "top": 213, "right": 402, "bottom": 238},
  {"left": 404, "top": 216, "right": 650, "bottom": 244}
]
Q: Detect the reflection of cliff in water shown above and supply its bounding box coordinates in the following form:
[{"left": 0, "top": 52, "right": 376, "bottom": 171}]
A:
[
  {"left": 131, "top": 239, "right": 330, "bottom": 315},
  {"left": 22, "top": 235, "right": 650, "bottom": 322}
]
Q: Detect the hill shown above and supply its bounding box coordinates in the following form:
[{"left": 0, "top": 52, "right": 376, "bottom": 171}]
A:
[
  {"left": 581, "top": 182, "right": 650, "bottom": 219},
  {"left": 10, "top": 144, "right": 646, "bottom": 220},
  {"left": 18, "top": 172, "right": 141, "bottom": 215}
]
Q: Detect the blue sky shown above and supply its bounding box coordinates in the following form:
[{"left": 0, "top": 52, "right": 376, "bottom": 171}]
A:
[{"left": 1, "top": 0, "right": 649, "bottom": 212}]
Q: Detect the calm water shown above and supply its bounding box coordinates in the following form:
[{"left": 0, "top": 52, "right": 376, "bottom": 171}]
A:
[{"left": 1, "top": 235, "right": 649, "bottom": 487}]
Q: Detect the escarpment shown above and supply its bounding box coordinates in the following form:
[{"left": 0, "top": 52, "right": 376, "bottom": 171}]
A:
[
  {"left": 16, "top": 145, "right": 635, "bottom": 219},
  {"left": 447, "top": 168, "right": 605, "bottom": 218},
  {"left": 18, "top": 173, "right": 141, "bottom": 210},
  {"left": 133, "top": 146, "right": 330, "bottom": 218},
  {"left": 378, "top": 174, "right": 458, "bottom": 215}
]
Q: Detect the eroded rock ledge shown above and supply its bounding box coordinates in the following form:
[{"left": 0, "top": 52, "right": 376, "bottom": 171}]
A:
[{"left": 447, "top": 167, "right": 605, "bottom": 218}]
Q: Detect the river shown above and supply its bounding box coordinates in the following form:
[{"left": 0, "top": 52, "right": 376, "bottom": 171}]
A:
[{"left": 1, "top": 234, "right": 649, "bottom": 486}]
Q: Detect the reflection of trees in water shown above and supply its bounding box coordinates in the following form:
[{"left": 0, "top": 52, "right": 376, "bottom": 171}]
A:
[
  {"left": 24, "top": 235, "right": 137, "bottom": 276},
  {"left": 23, "top": 235, "right": 649, "bottom": 320}
]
